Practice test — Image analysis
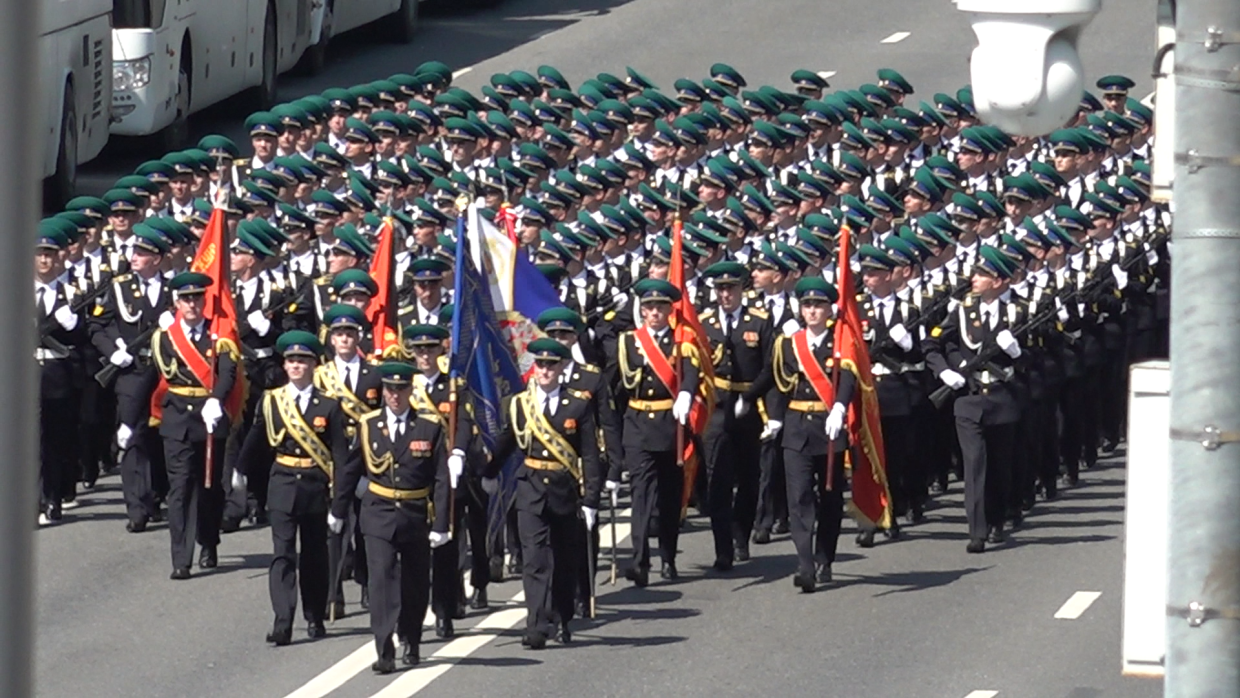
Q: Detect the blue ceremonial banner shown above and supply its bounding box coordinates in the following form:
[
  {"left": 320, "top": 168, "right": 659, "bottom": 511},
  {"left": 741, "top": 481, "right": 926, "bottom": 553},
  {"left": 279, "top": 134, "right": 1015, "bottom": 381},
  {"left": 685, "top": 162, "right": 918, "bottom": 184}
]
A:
[{"left": 450, "top": 214, "right": 524, "bottom": 547}]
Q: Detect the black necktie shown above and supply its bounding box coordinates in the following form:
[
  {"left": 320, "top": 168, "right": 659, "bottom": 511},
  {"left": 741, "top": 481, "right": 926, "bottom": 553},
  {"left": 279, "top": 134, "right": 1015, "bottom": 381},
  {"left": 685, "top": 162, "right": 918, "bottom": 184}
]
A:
[
  {"left": 722, "top": 313, "right": 732, "bottom": 338},
  {"left": 393, "top": 416, "right": 404, "bottom": 439},
  {"left": 36, "top": 287, "right": 45, "bottom": 311},
  {"left": 343, "top": 365, "right": 353, "bottom": 392},
  {"left": 191, "top": 327, "right": 200, "bottom": 343}
]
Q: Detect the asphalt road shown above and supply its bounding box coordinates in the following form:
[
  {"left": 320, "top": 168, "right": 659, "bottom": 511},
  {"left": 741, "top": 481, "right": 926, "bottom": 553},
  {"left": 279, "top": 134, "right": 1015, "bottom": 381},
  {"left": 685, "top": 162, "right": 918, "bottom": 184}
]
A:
[{"left": 43, "top": 1, "right": 1164, "bottom": 696}]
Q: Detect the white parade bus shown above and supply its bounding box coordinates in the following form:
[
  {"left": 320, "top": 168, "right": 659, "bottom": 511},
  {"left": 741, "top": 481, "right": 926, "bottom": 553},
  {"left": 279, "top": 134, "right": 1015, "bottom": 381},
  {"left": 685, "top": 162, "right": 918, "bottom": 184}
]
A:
[
  {"left": 110, "top": 0, "right": 314, "bottom": 149},
  {"left": 40, "top": 0, "right": 113, "bottom": 207},
  {"left": 302, "top": 0, "right": 422, "bottom": 73}
]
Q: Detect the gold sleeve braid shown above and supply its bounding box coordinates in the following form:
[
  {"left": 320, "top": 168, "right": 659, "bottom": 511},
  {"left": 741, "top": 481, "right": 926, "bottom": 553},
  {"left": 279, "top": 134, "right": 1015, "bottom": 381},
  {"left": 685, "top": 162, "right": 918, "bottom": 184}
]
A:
[
  {"left": 618, "top": 334, "right": 642, "bottom": 390},
  {"left": 772, "top": 337, "right": 798, "bottom": 394}
]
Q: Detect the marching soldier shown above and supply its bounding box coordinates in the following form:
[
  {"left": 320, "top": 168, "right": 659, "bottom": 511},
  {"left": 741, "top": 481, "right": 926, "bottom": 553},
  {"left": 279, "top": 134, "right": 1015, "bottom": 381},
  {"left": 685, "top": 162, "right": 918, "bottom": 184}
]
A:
[
  {"left": 924, "top": 248, "right": 1026, "bottom": 553},
  {"left": 89, "top": 226, "right": 172, "bottom": 532},
  {"left": 236, "top": 331, "right": 348, "bottom": 645},
  {"left": 401, "top": 324, "right": 475, "bottom": 640},
  {"left": 490, "top": 338, "right": 604, "bottom": 648},
  {"left": 330, "top": 360, "right": 451, "bottom": 673},
  {"left": 152, "top": 272, "right": 240, "bottom": 579},
  {"left": 699, "top": 262, "right": 773, "bottom": 569},
  {"left": 753, "top": 278, "right": 856, "bottom": 592},
  {"left": 35, "top": 223, "right": 86, "bottom": 525},
  {"left": 315, "top": 304, "right": 384, "bottom": 614},
  {"left": 612, "top": 279, "right": 702, "bottom": 585}
]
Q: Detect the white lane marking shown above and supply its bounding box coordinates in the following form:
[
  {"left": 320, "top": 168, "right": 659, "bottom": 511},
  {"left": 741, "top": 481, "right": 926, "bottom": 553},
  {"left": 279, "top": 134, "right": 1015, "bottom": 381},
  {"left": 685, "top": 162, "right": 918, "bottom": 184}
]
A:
[
  {"left": 817, "top": 71, "right": 837, "bottom": 80},
  {"left": 964, "top": 691, "right": 999, "bottom": 698},
  {"left": 451, "top": 67, "right": 473, "bottom": 79},
  {"left": 283, "top": 508, "right": 634, "bottom": 698},
  {"left": 880, "top": 31, "right": 911, "bottom": 44},
  {"left": 1054, "top": 591, "right": 1102, "bottom": 619}
]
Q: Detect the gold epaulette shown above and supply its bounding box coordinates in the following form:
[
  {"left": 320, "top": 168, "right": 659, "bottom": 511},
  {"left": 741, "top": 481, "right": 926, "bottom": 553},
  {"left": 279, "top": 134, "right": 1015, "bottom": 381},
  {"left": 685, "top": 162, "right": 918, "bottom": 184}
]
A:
[
  {"left": 749, "top": 306, "right": 770, "bottom": 319},
  {"left": 700, "top": 308, "right": 717, "bottom": 319},
  {"left": 579, "top": 362, "right": 600, "bottom": 373}
]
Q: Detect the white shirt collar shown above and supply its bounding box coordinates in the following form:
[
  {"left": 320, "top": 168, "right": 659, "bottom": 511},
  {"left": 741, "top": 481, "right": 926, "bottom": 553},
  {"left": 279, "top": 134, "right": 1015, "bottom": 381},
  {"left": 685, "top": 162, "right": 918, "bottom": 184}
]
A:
[
  {"left": 180, "top": 318, "right": 206, "bottom": 337},
  {"left": 385, "top": 406, "right": 410, "bottom": 426},
  {"left": 286, "top": 382, "right": 314, "bottom": 404},
  {"left": 806, "top": 326, "right": 829, "bottom": 349}
]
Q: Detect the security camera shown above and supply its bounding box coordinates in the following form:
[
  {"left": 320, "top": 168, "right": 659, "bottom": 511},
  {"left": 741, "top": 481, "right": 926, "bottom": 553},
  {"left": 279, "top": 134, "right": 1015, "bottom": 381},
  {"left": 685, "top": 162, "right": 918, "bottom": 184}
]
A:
[{"left": 959, "top": 0, "right": 1101, "bottom": 136}]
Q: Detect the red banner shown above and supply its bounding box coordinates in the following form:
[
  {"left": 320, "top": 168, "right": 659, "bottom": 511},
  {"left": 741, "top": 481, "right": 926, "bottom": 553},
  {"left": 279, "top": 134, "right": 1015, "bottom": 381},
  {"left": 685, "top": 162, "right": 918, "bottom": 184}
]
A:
[
  {"left": 834, "top": 224, "right": 893, "bottom": 529},
  {"left": 367, "top": 218, "right": 400, "bottom": 359},
  {"left": 668, "top": 216, "right": 714, "bottom": 512},
  {"left": 151, "top": 207, "right": 247, "bottom": 424}
]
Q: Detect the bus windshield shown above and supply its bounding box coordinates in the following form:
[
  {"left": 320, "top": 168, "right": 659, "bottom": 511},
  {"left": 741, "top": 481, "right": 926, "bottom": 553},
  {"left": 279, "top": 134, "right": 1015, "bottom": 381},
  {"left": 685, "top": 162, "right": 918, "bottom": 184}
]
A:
[{"left": 113, "top": 0, "right": 166, "bottom": 29}]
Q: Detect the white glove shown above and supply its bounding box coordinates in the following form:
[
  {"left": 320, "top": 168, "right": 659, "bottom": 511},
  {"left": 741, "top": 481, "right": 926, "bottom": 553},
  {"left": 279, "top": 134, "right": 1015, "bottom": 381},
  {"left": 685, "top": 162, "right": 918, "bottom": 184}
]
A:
[
  {"left": 1145, "top": 248, "right": 1159, "bottom": 265},
  {"left": 604, "top": 479, "right": 619, "bottom": 493},
  {"left": 110, "top": 347, "right": 134, "bottom": 368},
  {"left": 888, "top": 323, "right": 913, "bottom": 351},
  {"left": 939, "top": 369, "right": 966, "bottom": 390},
  {"left": 733, "top": 397, "right": 750, "bottom": 418},
  {"left": 246, "top": 310, "right": 271, "bottom": 337},
  {"left": 825, "top": 402, "right": 847, "bottom": 440},
  {"left": 760, "top": 419, "right": 783, "bottom": 441},
  {"left": 1057, "top": 304, "right": 1071, "bottom": 323},
  {"left": 116, "top": 423, "right": 133, "bottom": 450},
  {"left": 327, "top": 512, "right": 344, "bottom": 535},
  {"left": 996, "top": 329, "right": 1022, "bottom": 359},
  {"left": 780, "top": 318, "right": 801, "bottom": 336},
  {"left": 481, "top": 477, "right": 499, "bottom": 495},
  {"left": 53, "top": 304, "right": 78, "bottom": 331},
  {"left": 448, "top": 449, "right": 465, "bottom": 489},
  {"left": 1111, "top": 265, "right": 1129, "bottom": 290},
  {"left": 158, "top": 311, "right": 175, "bottom": 330},
  {"left": 201, "top": 397, "right": 223, "bottom": 433},
  {"left": 231, "top": 469, "right": 247, "bottom": 490},
  {"left": 581, "top": 506, "right": 598, "bottom": 530},
  {"left": 672, "top": 390, "right": 693, "bottom": 425},
  {"left": 429, "top": 530, "right": 451, "bottom": 548}
]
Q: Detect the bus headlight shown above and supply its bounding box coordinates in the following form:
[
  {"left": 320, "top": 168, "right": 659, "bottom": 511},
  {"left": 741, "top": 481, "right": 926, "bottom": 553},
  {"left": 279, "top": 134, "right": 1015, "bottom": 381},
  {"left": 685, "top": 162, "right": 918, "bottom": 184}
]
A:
[{"left": 113, "top": 56, "right": 152, "bottom": 92}]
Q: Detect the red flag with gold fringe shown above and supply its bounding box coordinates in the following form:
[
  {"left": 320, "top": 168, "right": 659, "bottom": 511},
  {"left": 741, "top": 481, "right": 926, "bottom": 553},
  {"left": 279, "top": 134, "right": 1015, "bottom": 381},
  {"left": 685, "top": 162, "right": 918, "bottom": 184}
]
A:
[
  {"left": 366, "top": 217, "right": 402, "bottom": 359},
  {"left": 668, "top": 216, "right": 716, "bottom": 512},
  {"left": 150, "top": 208, "right": 247, "bottom": 424},
  {"left": 834, "top": 224, "right": 893, "bottom": 529}
]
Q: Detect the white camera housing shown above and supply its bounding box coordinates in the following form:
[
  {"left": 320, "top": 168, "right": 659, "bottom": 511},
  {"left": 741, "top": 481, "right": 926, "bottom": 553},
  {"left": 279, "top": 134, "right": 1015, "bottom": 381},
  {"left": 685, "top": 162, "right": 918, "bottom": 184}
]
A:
[{"left": 958, "top": 0, "right": 1101, "bottom": 136}]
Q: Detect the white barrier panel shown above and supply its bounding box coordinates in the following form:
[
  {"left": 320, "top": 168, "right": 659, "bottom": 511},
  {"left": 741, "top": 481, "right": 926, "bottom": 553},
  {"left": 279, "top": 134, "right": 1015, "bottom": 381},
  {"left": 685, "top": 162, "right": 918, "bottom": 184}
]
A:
[{"left": 1122, "top": 359, "right": 1170, "bottom": 677}]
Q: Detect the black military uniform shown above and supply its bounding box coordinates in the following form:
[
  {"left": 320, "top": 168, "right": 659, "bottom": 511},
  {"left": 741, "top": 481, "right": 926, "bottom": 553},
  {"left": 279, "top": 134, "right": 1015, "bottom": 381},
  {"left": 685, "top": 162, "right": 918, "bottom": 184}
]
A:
[
  {"left": 754, "top": 279, "right": 856, "bottom": 592},
  {"left": 491, "top": 338, "right": 604, "bottom": 648},
  {"left": 35, "top": 231, "right": 87, "bottom": 524},
  {"left": 332, "top": 361, "right": 450, "bottom": 673},
  {"left": 314, "top": 304, "right": 384, "bottom": 615},
  {"left": 924, "top": 249, "right": 1025, "bottom": 553},
  {"left": 238, "top": 331, "right": 349, "bottom": 645},
  {"left": 152, "top": 273, "right": 239, "bottom": 578},
  {"left": 89, "top": 256, "right": 170, "bottom": 531},
  {"left": 698, "top": 262, "right": 773, "bottom": 569},
  {"left": 612, "top": 280, "right": 703, "bottom": 584}
]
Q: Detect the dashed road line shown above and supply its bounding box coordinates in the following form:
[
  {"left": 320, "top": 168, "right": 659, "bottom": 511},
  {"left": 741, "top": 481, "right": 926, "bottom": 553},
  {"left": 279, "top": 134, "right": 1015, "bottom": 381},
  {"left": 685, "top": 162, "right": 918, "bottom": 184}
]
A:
[
  {"left": 1054, "top": 591, "right": 1102, "bottom": 620},
  {"left": 283, "top": 508, "right": 634, "bottom": 698},
  {"left": 880, "top": 31, "right": 911, "bottom": 44},
  {"left": 451, "top": 67, "right": 473, "bottom": 79},
  {"left": 964, "top": 691, "right": 999, "bottom": 698},
  {"left": 817, "top": 70, "right": 837, "bottom": 80}
]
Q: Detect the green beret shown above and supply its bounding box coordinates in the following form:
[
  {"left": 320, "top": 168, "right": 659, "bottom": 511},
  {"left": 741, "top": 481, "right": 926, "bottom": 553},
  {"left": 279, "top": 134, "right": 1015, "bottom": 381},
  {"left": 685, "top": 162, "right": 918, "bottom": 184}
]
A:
[
  {"left": 402, "top": 324, "right": 449, "bottom": 346},
  {"left": 332, "top": 268, "right": 378, "bottom": 296},
  {"left": 794, "top": 277, "right": 839, "bottom": 303},
  {"left": 536, "top": 307, "right": 585, "bottom": 334},
  {"left": 378, "top": 360, "right": 415, "bottom": 386},
  {"left": 633, "top": 278, "right": 681, "bottom": 304},
  {"left": 876, "top": 68, "right": 914, "bottom": 94},
  {"left": 65, "top": 196, "right": 110, "bottom": 219},
  {"left": 169, "top": 271, "right": 212, "bottom": 295},
  {"left": 276, "top": 330, "right": 323, "bottom": 359},
  {"left": 323, "top": 304, "right": 369, "bottom": 331},
  {"left": 528, "top": 337, "right": 571, "bottom": 362}
]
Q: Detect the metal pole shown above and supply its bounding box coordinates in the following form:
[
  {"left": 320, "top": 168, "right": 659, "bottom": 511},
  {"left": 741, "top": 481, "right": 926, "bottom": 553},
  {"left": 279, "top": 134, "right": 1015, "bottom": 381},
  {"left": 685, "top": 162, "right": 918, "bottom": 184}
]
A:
[
  {"left": 1, "top": 0, "right": 40, "bottom": 695},
  {"left": 1166, "top": 0, "right": 1240, "bottom": 694}
]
